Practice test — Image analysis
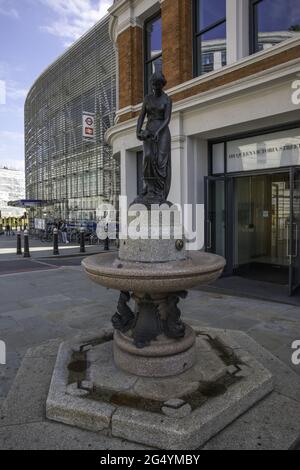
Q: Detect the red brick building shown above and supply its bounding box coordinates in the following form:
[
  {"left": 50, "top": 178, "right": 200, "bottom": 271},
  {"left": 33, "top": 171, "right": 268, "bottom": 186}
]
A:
[{"left": 107, "top": 0, "right": 300, "bottom": 295}]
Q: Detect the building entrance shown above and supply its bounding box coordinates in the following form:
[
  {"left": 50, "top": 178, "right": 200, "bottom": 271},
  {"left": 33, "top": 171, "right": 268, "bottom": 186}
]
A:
[
  {"left": 234, "top": 173, "right": 289, "bottom": 284},
  {"left": 206, "top": 169, "right": 300, "bottom": 295}
]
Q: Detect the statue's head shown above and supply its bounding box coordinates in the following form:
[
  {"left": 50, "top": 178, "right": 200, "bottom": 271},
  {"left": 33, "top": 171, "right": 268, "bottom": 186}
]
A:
[{"left": 150, "top": 71, "right": 167, "bottom": 95}]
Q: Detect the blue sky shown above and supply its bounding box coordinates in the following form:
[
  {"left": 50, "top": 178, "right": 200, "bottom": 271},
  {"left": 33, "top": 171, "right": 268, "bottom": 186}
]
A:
[{"left": 0, "top": 0, "right": 113, "bottom": 171}]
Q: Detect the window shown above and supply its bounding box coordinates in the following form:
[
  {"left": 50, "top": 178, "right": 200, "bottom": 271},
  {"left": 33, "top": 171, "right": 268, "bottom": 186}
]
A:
[
  {"left": 250, "top": 0, "right": 300, "bottom": 54},
  {"left": 144, "top": 14, "right": 162, "bottom": 94},
  {"left": 202, "top": 52, "right": 214, "bottom": 74},
  {"left": 221, "top": 49, "right": 227, "bottom": 66},
  {"left": 193, "top": 0, "right": 226, "bottom": 77}
]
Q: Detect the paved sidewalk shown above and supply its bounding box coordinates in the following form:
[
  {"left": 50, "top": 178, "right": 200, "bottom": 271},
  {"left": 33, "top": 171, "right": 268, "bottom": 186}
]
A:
[
  {"left": 0, "top": 264, "right": 299, "bottom": 406},
  {"left": 203, "top": 275, "right": 300, "bottom": 307},
  {"left": 0, "top": 234, "right": 116, "bottom": 261}
]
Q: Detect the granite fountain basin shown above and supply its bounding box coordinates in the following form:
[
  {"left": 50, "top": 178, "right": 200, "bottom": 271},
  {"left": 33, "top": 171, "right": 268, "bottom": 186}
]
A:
[{"left": 82, "top": 251, "right": 225, "bottom": 293}]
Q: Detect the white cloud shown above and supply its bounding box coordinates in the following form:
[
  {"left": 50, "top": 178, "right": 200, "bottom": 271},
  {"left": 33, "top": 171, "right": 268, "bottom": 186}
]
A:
[
  {"left": 0, "top": 103, "right": 24, "bottom": 118},
  {"left": 0, "top": 61, "right": 23, "bottom": 79},
  {"left": 0, "top": 131, "right": 24, "bottom": 171},
  {"left": 6, "top": 83, "right": 28, "bottom": 101},
  {"left": 38, "top": 0, "right": 113, "bottom": 44},
  {"left": 0, "top": 80, "right": 5, "bottom": 105},
  {"left": 0, "top": 63, "right": 28, "bottom": 103},
  {"left": 0, "top": 130, "right": 23, "bottom": 139},
  {"left": 0, "top": 0, "right": 19, "bottom": 19}
]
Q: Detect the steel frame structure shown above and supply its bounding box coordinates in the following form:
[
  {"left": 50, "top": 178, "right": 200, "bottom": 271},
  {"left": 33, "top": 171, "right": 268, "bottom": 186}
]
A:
[{"left": 25, "top": 16, "right": 119, "bottom": 223}]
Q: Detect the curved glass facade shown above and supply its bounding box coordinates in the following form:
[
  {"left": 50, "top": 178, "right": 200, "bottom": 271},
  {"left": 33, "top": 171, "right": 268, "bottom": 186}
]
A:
[{"left": 25, "top": 16, "right": 120, "bottom": 224}]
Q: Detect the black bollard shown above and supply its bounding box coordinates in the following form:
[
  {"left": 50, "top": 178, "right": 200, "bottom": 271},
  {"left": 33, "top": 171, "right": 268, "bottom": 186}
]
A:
[
  {"left": 23, "top": 230, "right": 30, "bottom": 258},
  {"left": 80, "top": 227, "right": 85, "bottom": 253},
  {"left": 16, "top": 227, "right": 22, "bottom": 255},
  {"left": 53, "top": 228, "right": 59, "bottom": 255},
  {"left": 104, "top": 235, "right": 110, "bottom": 251}
]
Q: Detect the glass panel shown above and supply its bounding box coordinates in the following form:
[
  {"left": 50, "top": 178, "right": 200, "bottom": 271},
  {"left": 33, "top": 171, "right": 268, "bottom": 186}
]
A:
[
  {"left": 145, "top": 15, "right": 162, "bottom": 94},
  {"left": 212, "top": 143, "right": 225, "bottom": 174},
  {"left": 208, "top": 179, "right": 226, "bottom": 257},
  {"left": 221, "top": 49, "right": 227, "bottom": 66},
  {"left": 213, "top": 180, "right": 226, "bottom": 257},
  {"left": 196, "top": 22, "right": 226, "bottom": 75},
  {"left": 254, "top": 0, "right": 300, "bottom": 52},
  {"left": 197, "top": 0, "right": 226, "bottom": 32},
  {"left": 146, "top": 16, "right": 162, "bottom": 60},
  {"left": 145, "top": 56, "right": 163, "bottom": 94},
  {"left": 202, "top": 52, "right": 214, "bottom": 73},
  {"left": 271, "top": 176, "right": 290, "bottom": 267},
  {"left": 202, "top": 19, "right": 226, "bottom": 40},
  {"left": 227, "top": 128, "right": 300, "bottom": 173},
  {"left": 234, "top": 174, "right": 289, "bottom": 284},
  {"left": 289, "top": 169, "right": 300, "bottom": 294}
]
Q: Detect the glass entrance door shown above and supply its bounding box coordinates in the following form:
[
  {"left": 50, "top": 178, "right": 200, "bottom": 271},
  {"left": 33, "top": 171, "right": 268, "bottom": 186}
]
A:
[
  {"left": 289, "top": 168, "right": 300, "bottom": 295},
  {"left": 205, "top": 176, "right": 233, "bottom": 273},
  {"left": 234, "top": 173, "right": 290, "bottom": 285},
  {"left": 206, "top": 170, "right": 300, "bottom": 294},
  {"left": 205, "top": 177, "right": 226, "bottom": 257}
]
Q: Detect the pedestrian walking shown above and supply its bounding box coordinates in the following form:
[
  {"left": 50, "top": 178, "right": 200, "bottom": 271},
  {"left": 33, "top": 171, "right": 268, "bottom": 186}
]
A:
[{"left": 61, "top": 221, "right": 69, "bottom": 244}]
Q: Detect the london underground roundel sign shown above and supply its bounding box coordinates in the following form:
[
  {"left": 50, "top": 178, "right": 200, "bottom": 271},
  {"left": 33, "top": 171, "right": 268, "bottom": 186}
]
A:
[
  {"left": 85, "top": 117, "right": 93, "bottom": 126},
  {"left": 82, "top": 112, "right": 95, "bottom": 140}
]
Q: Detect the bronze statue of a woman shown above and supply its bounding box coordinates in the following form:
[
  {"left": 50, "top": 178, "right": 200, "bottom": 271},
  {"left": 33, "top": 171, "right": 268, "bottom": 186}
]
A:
[{"left": 136, "top": 71, "right": 172, "bottom": 206}]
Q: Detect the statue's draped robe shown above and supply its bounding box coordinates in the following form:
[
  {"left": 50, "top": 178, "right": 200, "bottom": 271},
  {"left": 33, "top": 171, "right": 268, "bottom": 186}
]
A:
[{"left": 143, "top": 94, "right": 172, "bottom": 201}]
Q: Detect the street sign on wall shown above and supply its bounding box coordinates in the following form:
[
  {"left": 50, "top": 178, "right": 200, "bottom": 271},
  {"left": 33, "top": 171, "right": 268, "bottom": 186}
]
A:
[
  {"left": 226, "top": 127, "right": 300, "bottom": 173},
  {"left": 82, "top": 112, "right": 96, "bottom": 141}
]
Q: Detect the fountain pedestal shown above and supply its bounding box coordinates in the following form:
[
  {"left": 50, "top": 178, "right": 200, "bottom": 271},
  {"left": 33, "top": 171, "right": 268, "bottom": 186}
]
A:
[
  {"left": 114, "top": 325, "right": 196, "bottom": 377},
  {"left": 46, "top": 207, "right": 275, "bottom": 449},
  {"left": 83, "top": 208, "right": 225, "bottom": 377}
]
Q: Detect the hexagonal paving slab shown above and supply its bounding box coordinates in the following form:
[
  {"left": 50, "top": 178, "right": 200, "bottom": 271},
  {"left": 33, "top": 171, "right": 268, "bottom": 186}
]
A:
[{"left": 46, "top": 327, "right": 273, "bottom": 450}]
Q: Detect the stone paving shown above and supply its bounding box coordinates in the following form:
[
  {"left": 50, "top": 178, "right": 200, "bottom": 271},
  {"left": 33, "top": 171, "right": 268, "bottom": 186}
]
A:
[
  {"left": 0, "top": 264, "right": 299, "bottom": 448},
  {"left": 0, "top": 233, "right": 115, "bottom": 261},
  {"left": 1, "top": 264, "right": 299, "bottom": 401}
]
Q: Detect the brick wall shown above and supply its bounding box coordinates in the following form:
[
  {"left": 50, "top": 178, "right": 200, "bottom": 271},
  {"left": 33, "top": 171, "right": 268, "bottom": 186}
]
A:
[
  {"left": 161, "top": 0, "right": 193, "bottom": 89},
  {"left": 118, "top": 43, "right": 300, "bottom": 123},
  {"left": 116, "top": 1, "right": 300, "bottom": 123},
  {"left": 170, "top": 44, "right": 300, "bottom": 102},
  {"left": 117, "top": 0, "right": 193, "bottom": 111},
  {"left": 117, "top": 26, "right": 143, "bottom": 111}
]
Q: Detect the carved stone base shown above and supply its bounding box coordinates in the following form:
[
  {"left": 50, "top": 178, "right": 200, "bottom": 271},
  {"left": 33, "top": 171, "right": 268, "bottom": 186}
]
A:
[
  {"left": 114, "top": 326, "right": 196, "bottom": 377},
  {"left": 46, "top": 327, "right": 278, "bottom": 450},
  {"left": 111, "top": 291, "right": 188, "bottom": 350}
]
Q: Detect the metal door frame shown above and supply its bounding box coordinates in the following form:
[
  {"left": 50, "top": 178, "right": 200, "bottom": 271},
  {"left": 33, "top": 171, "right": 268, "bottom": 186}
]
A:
[
  {"left": 205, "top": 169, "right": 300, "bottom": 291},
  {"left": 204, "top": 175, "right": 234, "bottom": 275},
  {"left": 289, "top": 167, "right": 300, "bottom": 295}
]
